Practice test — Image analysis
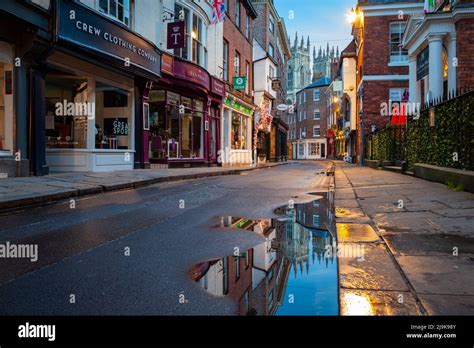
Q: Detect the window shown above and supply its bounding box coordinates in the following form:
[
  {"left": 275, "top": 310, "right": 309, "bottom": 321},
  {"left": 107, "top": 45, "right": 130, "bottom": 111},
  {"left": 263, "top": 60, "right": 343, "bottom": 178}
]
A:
[
  {"left": 268, "top": 290, "right": 274, "bottom": 310},
  {"left": 222, "top": 258, "right": 229, "bottom": 294},
  {"left": 223, "top": 40, "right": 229, "bottom": 81},
  {"left": 245, "top": 61, "right": 250, "bottom": 94},
  {"left": 298, "top": 94, "right": 302, "bottom": 105},
  {"left": 269, "top": 13, "right": 275, "bottom": 34},
  {"left": 313, "top": 126, "right": 321, "bottom": 137},
  {"left": 45, "top": 75, "right": 89, "bottom": 150},
  {"left": 235, "top": 51, "right": 241, "bottom": 77},
  {"left": 235, "top": 256, "right": 240, "bottom": 280},
  {"left": 174, "top": 4, "right": 208, "bottom": 68},
  {"left": 98, "top": 0, "right": 130, "bottom": 26},
  {"left": 313, "top": 89, "right": 321, "bottom": 101},
  {"left": 389, "top": 22, "right": 408, "bottom": 63},
  {"left": 245, "top": 14, "right": 250, "bottom": 39},
  {"left": 314, "top": 109, "right": 320, "bottom": 120},
  {"left": 235, "top": 0, "right": 240, "bottom": 26},
  {"left": 313, "top": 215, "right": 320, "bottom": 227},
  {"left": 304, "top": 110, "right": 306, "bottom": 120},
  {"left": 231, "top": 112, "right": 249, "bottom": 150},
  {"left": 299, "top": 111, "right": 302, "bottom": 122},
  {"left": 303, "top": 92, "right": 306, "bottom": 103},
  {"left": 269, "top": 44, "right": 274, "bottom": 58},
  {"left": 310, "top": 142, "right": 320, "bottom": 155}
]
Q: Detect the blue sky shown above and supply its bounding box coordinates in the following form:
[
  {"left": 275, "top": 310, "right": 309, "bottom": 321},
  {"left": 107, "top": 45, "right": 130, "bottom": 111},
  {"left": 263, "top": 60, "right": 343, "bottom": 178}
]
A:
[{"left": 274, "top": 0, "right": 357, "bottom": 56}]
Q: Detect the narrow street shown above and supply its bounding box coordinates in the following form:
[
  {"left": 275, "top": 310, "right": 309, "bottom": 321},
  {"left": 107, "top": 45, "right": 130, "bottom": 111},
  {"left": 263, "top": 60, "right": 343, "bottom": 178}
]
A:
[{"left": 0, "top": 161, "right": 335, "bottom": 315}]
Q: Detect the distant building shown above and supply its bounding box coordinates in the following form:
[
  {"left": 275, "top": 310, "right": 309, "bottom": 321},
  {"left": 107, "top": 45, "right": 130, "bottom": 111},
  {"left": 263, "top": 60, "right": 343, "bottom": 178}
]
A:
[
  {"left": 313, "top": 43, "right": 339, "bottom": 82},
  {"left": 287, "top": 33, "right": 312, "bottom": 104},
  {"left": 291, "top": 77, "right": 331, "bottom": 160}
]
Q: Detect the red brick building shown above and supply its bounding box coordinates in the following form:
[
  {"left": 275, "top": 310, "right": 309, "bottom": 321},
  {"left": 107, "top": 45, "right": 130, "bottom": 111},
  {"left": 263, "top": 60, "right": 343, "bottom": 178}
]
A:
[
  {"left": 402, "top": 0, "right": 474, "bottom": 104},
  {"left": 351, "top": 0, "right": 424, "bottom": 164},
  {"left": 221, "top": 0, "right": 258, "bottom": 166}
]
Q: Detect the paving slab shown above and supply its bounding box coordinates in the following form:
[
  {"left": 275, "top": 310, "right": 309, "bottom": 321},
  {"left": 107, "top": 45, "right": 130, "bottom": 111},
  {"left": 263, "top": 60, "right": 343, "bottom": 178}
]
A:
[
  {"left": 396, "top": 255, "right": 474, "bottom": 295},
  {"left": 371, "top": 211, "right": 441, "bottom": 233},
  {"left": 383, "top": 232, "right": 474, "bottom": 256},
  {"left": 418, "top": 294, "right": 474, "bottom": 315},
  {"left": 337, "top": 223, "right": 380, "bottom": 243},
  {"left": 340, "top": 289, "right": 423, "bottom": 316},
  {"left": 339, "top": 243, "right": 408, "bottom": 291},
  {"left": 335, "top": 199, "right": 360, "bottom": 208}
]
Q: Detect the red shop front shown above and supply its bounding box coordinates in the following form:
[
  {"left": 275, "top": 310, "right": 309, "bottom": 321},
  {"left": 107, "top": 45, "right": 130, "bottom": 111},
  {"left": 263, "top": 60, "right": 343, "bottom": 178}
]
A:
[{"left": 145, "top": 54, "right": 225, "bottom": 168}]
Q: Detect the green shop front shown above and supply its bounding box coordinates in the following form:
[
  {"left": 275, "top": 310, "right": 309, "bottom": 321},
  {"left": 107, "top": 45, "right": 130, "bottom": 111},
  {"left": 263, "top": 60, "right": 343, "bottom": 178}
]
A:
[{"left": 221, "top": 96, "right": 254, "bottom": 166}]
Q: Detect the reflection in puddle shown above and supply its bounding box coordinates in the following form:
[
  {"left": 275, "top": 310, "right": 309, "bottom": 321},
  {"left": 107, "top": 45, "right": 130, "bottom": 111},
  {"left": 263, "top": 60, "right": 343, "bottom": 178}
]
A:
[{"left": 190, "top": 192, "right": 339, "bottom": 315}]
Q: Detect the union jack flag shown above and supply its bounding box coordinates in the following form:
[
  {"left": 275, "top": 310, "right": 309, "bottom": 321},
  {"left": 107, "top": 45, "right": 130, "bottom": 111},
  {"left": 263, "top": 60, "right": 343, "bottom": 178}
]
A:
[{"left": 211, "top": 0, "right": 226, "bottom": 24}]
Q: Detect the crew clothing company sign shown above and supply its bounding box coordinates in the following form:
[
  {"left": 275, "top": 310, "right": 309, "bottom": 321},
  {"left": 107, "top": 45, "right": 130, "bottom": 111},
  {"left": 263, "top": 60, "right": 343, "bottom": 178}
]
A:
[{"left": 57, "top": 0, "right": 161, "bottom": 78}]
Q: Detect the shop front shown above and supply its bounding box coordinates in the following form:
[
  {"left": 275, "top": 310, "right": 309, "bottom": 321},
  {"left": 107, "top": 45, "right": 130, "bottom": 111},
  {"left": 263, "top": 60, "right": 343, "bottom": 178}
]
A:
[
  {"left": 294, "top": 139, "right": 327, "bottom": 160},
  {"left": 148, "top": 55, "right": 225, "bottom": 168},
  {"left": 42, "top": 0, "right": 161, "bottom": 173},
  {"left": 0, "top": 0, "right": 51, "bottom": 177},
  {"left": 222, "top": 97, "right": 254, "bottom": 166}
]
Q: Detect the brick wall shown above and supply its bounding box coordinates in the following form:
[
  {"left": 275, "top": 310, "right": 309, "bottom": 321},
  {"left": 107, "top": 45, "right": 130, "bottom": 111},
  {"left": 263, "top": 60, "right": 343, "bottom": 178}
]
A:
[
  {"left": 456, "top": 18, "right": 474, "bottom": 91},
  {"left": 224, "top": 0, "right": 255, "bottom": 105},
  {"left": 294, "top": 86, "right": 330, "bottom": 140},
  {"left": 363, "top": 15, "right": 410, "bottom": 76}
]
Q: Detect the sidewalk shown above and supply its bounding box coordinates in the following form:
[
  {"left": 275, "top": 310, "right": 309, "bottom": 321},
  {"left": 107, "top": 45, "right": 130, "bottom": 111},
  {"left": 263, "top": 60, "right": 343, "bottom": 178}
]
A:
[
  {"left": 334, "top": 161, "right": 474, "bottom": 315},
  {"left": 0, "top": 162, "right": 288, "bottom": 211}
]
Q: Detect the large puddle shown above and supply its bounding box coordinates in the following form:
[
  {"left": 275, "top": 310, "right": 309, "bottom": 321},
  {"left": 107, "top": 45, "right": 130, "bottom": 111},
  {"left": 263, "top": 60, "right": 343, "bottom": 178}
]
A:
[{"left": 190, "top": 191, "right": 338, "bottom": 315}]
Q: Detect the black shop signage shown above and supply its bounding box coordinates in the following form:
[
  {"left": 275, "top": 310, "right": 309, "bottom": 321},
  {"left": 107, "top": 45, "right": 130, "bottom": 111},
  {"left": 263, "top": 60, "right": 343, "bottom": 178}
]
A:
[
  {"left": 57, "top": 0, "right": 161, "bottom": 78},
  {"left": 417, "top": 46, "right": 429, "bottom": 81}
]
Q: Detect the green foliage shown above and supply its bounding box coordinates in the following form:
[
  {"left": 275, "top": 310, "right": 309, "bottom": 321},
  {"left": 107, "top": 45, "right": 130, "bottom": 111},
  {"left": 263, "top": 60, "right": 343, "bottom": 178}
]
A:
[
  {"left": 406, "top": 92, "right": 474, "bottom": 171},
  {"left": 447, "top": 180, "right": 464, "bottom": 192},
  {"left": 366, "top": 92, "right": 474, "bottom": 171}
]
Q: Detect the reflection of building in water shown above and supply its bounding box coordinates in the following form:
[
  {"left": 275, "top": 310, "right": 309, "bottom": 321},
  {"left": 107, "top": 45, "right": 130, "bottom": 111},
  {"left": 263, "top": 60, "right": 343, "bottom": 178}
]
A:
[{"left": 194, "top": 192, "right": 336, "bottom": 315}]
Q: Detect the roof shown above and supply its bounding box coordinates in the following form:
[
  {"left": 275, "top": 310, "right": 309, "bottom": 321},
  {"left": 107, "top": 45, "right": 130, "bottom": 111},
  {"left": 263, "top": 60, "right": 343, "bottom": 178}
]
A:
[{"left": 306, "top": 77, "right": 332, "bottom": 89}]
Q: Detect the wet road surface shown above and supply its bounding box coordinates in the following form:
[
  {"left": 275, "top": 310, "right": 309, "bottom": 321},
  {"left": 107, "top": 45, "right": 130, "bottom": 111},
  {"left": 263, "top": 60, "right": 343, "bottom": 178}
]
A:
[{"left": 0, "top": 161, "right": 333, "bottom": 315}]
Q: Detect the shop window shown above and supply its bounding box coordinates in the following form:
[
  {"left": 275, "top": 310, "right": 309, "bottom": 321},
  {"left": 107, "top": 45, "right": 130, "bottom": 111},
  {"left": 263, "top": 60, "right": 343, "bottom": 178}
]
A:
[
  {"left": 95, "top": 82, "right": 131, "bottom": 150},
  {"left": 389, "top": 22, "right": 408, "bottom": 63},
  {"left": 148, "top": 91, "right": 204, "bottom": 160},
  {"left": 0, "top": 61, "right": 13, "bottom": 152},
  {"left": 45, "top": 75, "right": 89, "bottom": 149},
  {"left": 310, "top": 142, "right": 320, "bottom": 155},
  {"left": 98, "top": 0, "right": 131, "bottom": 26},
  {"left": 231, "top": 112, "right": 248, "bottom": 150}
]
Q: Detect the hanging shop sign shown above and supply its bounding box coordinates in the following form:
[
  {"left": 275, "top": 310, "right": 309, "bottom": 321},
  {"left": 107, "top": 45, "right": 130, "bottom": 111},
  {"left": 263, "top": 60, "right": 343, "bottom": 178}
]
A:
[
  {"left": 161, "top": 53, "right": 174, "bottom": 76},
  {"left": 417, "top": 46, "right": 429, "bottom": 81},
  {"left": 57, "top": 0, "right": 161, "bottom": 78},
  {"left": 211, "top": 77, "right": 226, "bottom": 97},
  {"left": 167, "top": 21, "right": 185, "bottom": 49},
  {"left": 271, "top": 79, "right": 281, "bottom": 91},
  {"left": 233, "top": 76, "right": 247, "bottom": 90}
]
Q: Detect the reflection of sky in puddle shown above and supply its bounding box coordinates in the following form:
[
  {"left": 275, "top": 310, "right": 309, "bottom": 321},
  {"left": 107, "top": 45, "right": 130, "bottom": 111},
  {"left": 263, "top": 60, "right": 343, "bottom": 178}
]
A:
[{"left": 190, "top": 192, "right": 338, "bottom": 316}]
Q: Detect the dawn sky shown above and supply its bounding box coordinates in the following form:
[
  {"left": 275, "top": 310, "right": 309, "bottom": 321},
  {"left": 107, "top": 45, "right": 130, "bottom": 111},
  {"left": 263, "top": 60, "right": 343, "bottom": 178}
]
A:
[{"left": 274, "top": 0, "right": 356, "bottom": 57}]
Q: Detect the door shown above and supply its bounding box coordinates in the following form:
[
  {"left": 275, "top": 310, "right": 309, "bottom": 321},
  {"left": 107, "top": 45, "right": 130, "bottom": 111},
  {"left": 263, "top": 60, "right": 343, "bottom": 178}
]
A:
[
  {"left": 321, "top": 143, "right": 326, "bottom": 158},
  {"left": 209, "top": 116, "right": 218, "bottom": 161}
]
